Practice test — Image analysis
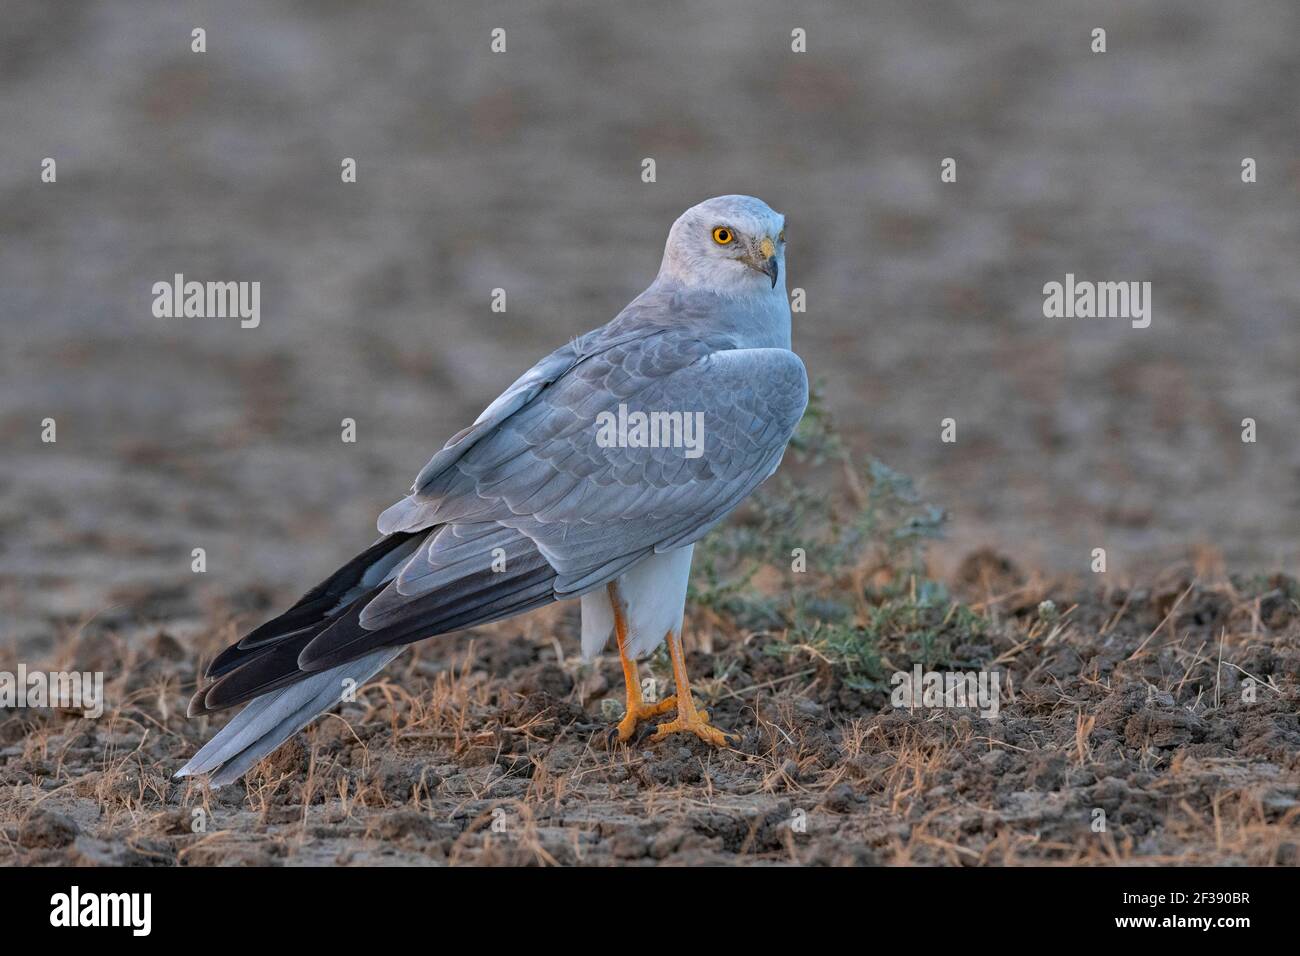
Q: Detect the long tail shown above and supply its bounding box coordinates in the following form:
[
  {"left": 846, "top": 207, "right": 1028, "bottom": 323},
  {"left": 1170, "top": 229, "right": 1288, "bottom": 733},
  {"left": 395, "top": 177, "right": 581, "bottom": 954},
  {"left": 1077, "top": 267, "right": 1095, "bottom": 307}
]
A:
[
  {"left": 175, "top": 647, "right": 401, "bottom": 786},
  {"left": 176, "top": 523, "right": 560, "bottom": 786}
]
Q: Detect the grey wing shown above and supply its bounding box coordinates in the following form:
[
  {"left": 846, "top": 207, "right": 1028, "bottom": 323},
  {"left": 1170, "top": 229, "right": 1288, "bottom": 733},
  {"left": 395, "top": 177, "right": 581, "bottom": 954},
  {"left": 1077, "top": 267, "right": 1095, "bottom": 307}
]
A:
[
  {"left": 298, "top": 336, "right": 807, "bottom": 672},
  {"left": 507, "top": 343, "right": 810, "bottom": 593},
  {"left": 405, "top": 340, "right": 587, "bottom": 492}
]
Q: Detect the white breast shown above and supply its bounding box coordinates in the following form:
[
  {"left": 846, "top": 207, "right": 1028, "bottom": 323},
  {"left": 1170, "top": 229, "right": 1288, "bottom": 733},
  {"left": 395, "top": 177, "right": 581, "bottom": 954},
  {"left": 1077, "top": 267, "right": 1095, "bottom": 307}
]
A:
[{"left": 579, "top": 545, "right": 695, "bottom": 660}]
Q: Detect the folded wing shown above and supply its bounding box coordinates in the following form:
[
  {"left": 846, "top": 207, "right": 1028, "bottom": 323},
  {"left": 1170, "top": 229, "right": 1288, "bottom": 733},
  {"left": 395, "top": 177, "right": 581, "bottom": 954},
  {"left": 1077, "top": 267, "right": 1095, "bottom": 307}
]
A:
[{"left": 191, "top": 331, "right": 807, "bottom": 712}]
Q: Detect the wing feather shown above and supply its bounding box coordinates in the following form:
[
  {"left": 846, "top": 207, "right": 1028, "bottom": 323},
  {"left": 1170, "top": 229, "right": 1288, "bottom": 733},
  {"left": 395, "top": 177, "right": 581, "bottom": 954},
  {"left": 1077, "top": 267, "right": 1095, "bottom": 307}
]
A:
[{"left": 191, "top": 306, "right": 806, "bottom": 714}]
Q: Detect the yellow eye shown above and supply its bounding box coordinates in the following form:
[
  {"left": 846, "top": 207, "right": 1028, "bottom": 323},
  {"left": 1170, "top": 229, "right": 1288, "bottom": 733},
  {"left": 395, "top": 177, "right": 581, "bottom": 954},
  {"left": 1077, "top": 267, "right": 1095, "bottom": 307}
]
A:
[
  {"left": 778, "top": 229, "right": 786, "bottom": 243},
  {"left": 712, "top": 226, "right": 734, "bottom": 245}
]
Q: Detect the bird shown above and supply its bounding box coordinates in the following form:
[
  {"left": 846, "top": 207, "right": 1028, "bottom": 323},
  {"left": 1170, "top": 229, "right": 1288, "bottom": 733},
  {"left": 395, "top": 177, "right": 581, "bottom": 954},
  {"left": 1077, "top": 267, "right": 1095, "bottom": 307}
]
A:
[{"left": 176, "top": 195, "right": 808, "bottom": 785}]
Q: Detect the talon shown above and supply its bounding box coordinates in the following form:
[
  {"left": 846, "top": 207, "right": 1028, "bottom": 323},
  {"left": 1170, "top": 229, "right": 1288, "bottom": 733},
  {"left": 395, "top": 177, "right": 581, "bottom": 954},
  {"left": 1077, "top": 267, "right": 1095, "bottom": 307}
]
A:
[
  {"left": 615, "top": 694, "right": 678, "bottom": 742},
  {"left": 651, "top": 711, "right": 735, "bottom": 747}
]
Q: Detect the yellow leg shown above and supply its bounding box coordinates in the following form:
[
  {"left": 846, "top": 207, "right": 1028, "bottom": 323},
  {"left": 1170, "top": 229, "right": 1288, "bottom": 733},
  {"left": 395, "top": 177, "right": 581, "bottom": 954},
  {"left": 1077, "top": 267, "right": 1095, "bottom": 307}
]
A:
[
  {"left": 609, "top": 582, "right": 677, "bottom": 741},
  {"left": 651, "top": 628, "right": 734, "bottom": 747}
]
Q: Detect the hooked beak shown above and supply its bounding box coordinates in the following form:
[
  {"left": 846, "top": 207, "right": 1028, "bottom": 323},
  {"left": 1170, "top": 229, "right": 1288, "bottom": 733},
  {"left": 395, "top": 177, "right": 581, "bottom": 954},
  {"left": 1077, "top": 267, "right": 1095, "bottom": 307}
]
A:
[{"left": 749, "top": 236, "right": 779, "bottom": 288}]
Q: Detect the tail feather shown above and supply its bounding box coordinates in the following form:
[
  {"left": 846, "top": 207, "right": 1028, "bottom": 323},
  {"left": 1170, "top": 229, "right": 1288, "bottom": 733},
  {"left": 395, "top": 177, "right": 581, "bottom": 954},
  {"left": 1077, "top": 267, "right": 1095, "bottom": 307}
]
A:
[
  {"left": 175, "top": 648, "right": 401, "bottom": 786},
  {"left": 228, "top": 532, "right": 423, "bottom": 656},
  {"left": 178, "top": 522, "right": 565, "bottom": 786}
]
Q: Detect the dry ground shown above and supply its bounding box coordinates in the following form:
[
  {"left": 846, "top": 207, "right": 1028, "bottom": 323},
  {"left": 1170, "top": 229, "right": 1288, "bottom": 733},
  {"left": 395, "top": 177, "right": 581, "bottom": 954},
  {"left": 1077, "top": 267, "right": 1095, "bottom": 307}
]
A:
[{"left": 3, "top": 550, "right": 1298, "bottom": 866}]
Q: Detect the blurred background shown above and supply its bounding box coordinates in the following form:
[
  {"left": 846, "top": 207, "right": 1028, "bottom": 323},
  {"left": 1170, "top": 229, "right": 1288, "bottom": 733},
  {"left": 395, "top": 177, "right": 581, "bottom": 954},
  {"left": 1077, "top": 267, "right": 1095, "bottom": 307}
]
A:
[{"left": 2, "top": 0, "right": 1298, "bottom": 651}]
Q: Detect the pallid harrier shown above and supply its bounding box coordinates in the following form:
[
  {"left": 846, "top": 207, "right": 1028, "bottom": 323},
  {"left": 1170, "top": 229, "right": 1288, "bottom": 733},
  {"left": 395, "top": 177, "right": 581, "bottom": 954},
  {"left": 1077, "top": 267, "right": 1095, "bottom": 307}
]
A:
[{"left": 178, "top": 195, "right": 808, "bottom": 785}]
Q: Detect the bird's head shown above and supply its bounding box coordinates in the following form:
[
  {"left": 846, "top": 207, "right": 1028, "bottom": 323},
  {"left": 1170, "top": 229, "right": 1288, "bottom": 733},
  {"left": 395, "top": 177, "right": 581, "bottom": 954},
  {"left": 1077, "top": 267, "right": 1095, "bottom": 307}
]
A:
[{"left": 658, "top": 195, "right": 786, "bottom": 294}]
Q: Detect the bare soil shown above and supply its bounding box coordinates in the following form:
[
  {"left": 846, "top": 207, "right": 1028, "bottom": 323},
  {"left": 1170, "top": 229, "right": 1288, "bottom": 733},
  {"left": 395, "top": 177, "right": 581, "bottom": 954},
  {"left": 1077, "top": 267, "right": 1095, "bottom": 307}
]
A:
[{"left": 3, "top": 563, "right": 1298, "bottom": 866}]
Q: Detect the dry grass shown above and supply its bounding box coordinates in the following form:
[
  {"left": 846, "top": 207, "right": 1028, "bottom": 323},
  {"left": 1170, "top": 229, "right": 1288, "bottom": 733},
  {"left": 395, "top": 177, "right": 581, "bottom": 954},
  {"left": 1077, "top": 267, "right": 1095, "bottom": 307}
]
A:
[{"left": 2, "top": 549, "right": 1298, "bottom": 866}]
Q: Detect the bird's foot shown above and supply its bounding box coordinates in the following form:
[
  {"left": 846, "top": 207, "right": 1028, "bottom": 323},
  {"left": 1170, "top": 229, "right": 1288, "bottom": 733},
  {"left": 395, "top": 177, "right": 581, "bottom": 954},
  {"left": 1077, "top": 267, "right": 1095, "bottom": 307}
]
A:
[
  {"left": 614, "top": 695, "right": 678, "bottom": 742},
  {"left": 651, "top": 707, "right": 735, "bottom": 747}
]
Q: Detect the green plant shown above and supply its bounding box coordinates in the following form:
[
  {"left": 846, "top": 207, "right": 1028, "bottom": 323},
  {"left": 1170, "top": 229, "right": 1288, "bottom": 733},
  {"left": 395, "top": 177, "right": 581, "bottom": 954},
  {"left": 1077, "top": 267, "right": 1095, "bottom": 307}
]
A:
[{"left": 690, "top": 381, "right": 988, "bottom": 686}]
